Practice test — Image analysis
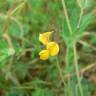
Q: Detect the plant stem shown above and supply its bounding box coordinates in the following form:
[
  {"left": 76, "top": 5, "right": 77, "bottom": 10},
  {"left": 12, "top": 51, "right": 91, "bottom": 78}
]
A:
[
  {"left": 61, "top": 0, "right": 84, "bottom": 96},
  {"left": 56, "top": 57, "right": 66, "bottom": 86},
  {"left": 9, "top": 2, "right": 25, "bottom": 16},
  {"left": 11, "top": 86, "right": 34, "bottom": 90},
  {"left": 61, "top": 0, "right": 72, "bottom": 35},
  {"left": 77, "top": 8, "right": 84, "bottom": 28},
  {"left": 77, "top": 0, "right": 88, "bottom": 28},
  {"left": 73, "top": 43, "right": 83, "bottom": 96}
]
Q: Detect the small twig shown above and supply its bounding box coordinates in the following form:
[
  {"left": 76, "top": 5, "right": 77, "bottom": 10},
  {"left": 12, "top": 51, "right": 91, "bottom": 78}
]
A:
[
  {"left": 11, "top": 86, "right": 34, "bottom": 90},
  {"left": 64, "top": 62, "right": 96, "bottom": 78},
  {"left": 79, "top": 40, "right": 96, "bottom": 51},
  {"left": 8, "top": 2, "right": 25, "bottom": 16},
  {"left": 3, "top": 33, "right": 13, "bottom": 49},
  {"left": 2, "top": 69, "right": 20, "bottom": 86},
  {"left": 23, "top": 80, "right": 52, "bottom": 86},
  {"left": 2, "top": 16, "right": 15, "bottom": 74},
  {"left": 2, "top": 33, "right": 15, "bottom": 78},
  {"left": 84, "top": 31, "right": 96, "bottom": 36},
  {"left": 81, "top": 63, "right": 96, "bottom": 74}
]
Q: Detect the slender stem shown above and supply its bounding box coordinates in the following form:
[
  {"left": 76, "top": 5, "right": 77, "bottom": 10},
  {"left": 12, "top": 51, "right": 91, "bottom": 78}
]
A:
[
  {"left": 56, "top": 57, "right": 66, "bottom": 86},
  {"left": 81, "top": 63, "right": 96, "bottom": 74},
  {"left": 76, "top": 0, "right": 81, "bottom": 8},
  {"left": 77, "top": 8, "right": 84, "bottom": 28},
  {"left": 3, "top": 33, "right": 15, "bottom": 71},
  {"left": 61, "top": 0, "right": 73, "bottom": 95},
  {"left": 9, "top": 2, "right": 25, "bottom": 16},
  {"left": 61, "top": 0, "right": 72, "bottom": 34},
  {"left": 77, "top": 0, "right": 88, "bottom": 28},
  {"left": 73, "top": 44, "right": 83, "bottom": 96},
  {"left": 11, "top": 86, "right": 34, "bottom": 89},
  {"left": 76, "top": 0, "right": 87, "bottom": 8},
  {"left": 64, "top": 62, "right": 96, "bottom": 78},
  {"left": 3, "top": 33, "right": 13, "bottom": 49},
  {"left": 2, "top": 69, "right": 20, "bottom": 86},
  {"left": 79, "top": 40, "right": 96, "bottom": 51}
]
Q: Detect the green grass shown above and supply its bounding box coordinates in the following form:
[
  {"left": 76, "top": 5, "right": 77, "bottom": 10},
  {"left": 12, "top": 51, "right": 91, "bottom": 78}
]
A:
[{"left": 0, "top": 0, "right": 96, "bottom": 96}]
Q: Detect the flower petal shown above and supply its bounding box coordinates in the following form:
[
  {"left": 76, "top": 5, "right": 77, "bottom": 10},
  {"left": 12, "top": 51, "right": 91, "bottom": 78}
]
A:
[
  {"left": 39, "top": 32, "right": 53, "bottom": 45},
  {"left": 47, "top": 42, "right": 59, "bottom": 56},
  {"left": 39, "top": 50, "right": 49, "bottom": 60}
]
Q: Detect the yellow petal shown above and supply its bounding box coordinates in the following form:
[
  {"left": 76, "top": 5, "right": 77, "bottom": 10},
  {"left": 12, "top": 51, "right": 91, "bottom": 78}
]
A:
[
  {"left": 47, "top": 42, "right": 59, "bottom": 56},
  {"left": 39, "top": 32, "right": 53, "bottom": 45},
  {"left": 39, "top": 50, "right": 49, "bottom": 60}
]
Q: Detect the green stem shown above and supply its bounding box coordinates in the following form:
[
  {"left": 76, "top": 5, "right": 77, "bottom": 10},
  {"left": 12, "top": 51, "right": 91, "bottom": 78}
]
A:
[
  {"left": 73, "top": 43, "right": 83, "bottom": 96},
  {"left": 61, "top": 0, "right": 84, "bottom": 96},
  {"left": 77, "top": 8, "right": 84, "bottom": 28},
  {"left": 65, "top": 47, "right": 74, "bottom": 96},
  {"left": 56, "top": 57, "right": 66, "bottom": 86},
  {"left": 8, "top": 2, "right": 25, "bottom": 16},
  {"left": 61, "top": 0, "right": 72, "bottom": 34}
]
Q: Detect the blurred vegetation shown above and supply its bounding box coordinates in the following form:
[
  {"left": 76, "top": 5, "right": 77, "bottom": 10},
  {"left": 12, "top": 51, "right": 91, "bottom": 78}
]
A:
[{"left": 0, "top": 0, "right": 96, "bottom": 96}]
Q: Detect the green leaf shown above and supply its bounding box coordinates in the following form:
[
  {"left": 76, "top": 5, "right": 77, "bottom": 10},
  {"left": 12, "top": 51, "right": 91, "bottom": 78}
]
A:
[
  {"left": 32, "top": 88, "right": 55, "bottom": 96},
  {"left": 76, "top": 13, "right": 94, "bottom": 40},
  {"left": 9, "top": 20, "right": 23, "bottom": 38},
  {"left": 5, "top": 90, "right": 26, "bottom": 96}
]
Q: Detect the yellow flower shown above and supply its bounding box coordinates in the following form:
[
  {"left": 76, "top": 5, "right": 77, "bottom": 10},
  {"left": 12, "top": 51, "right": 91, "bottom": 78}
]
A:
[
  {"left": 39, "top": 32, "right": 53, "bottom": 45},
  {"left": 39, "top": 31, "right": 59, "bottom": 60},
  {"left": 39, "top": 50, "right": 49, "bottom": 60},
  {"left": 47, "top": 42, "right": 59, "bottom": 56}
]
